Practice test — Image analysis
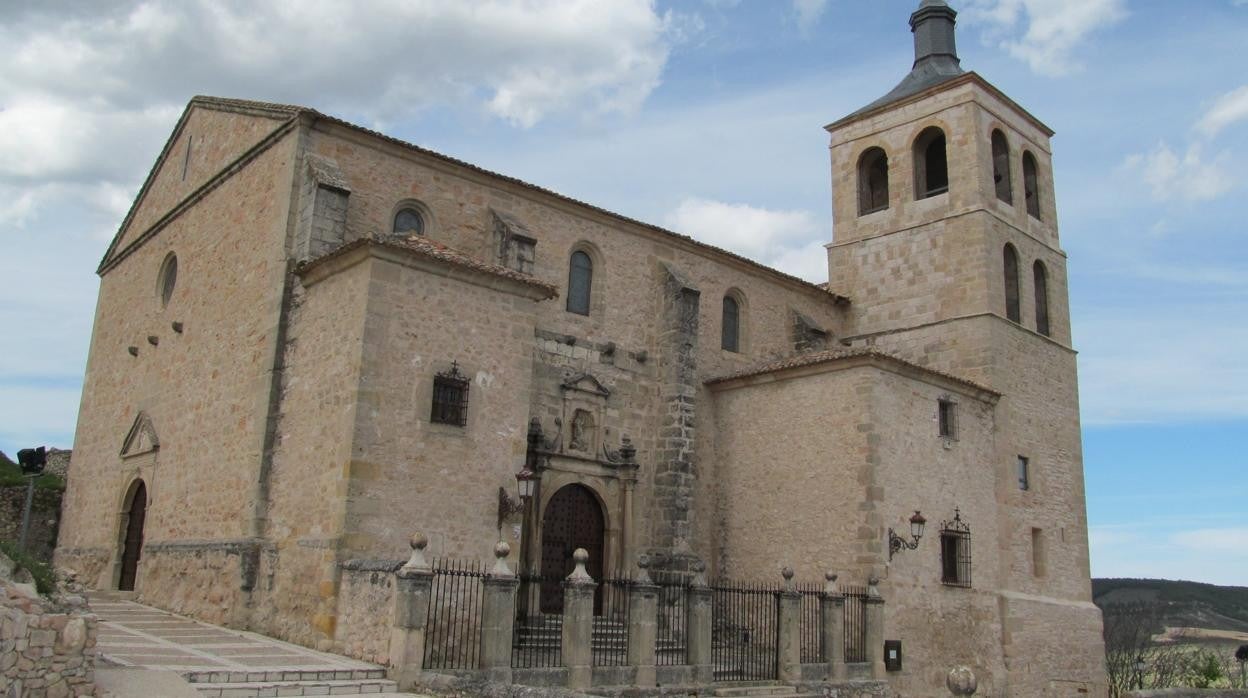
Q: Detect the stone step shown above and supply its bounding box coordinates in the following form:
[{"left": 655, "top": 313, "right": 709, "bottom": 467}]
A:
[
  {"left": 191, "top": 678, "right": 398, "bottom": 697},
  {"left": 183, "top": 669, "right": 388, "bottom": 684},
  {"left": 712, "top": 683, "right": 796, "bottom": 696}
]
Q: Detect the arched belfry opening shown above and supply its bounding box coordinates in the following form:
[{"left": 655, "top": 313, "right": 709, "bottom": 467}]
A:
[
  {"left": 914, "top": 127, "right": 949, "bottom": 199},
  {"left": 858, "top": 147, "right": 890, "bottom": 215},
  {"left": 539, "top": 484, "right": 605, "bottom": 612},
  {"left": 992, "top": 129, "right": 1013, "bottom": 204},
  {"left": 118, "top": 479, "right": 148, "bottom": 591}
]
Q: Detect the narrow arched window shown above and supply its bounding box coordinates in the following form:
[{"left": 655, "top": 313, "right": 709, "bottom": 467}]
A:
[
  {"left": 1023, "top": 151, "right": 1041, "bottom": 219},
  {"left": 1004, "top": 244, "right": 1021, "bottom": 323},
  {"left": 721, "top": 295, "right": 740, "bottom": 352},
  {"left": 914, "top": 127, "right": 949, "bottom": 199},
  {"left": 1033, "top": 261, "right": 1050, "bottom": 336},
  {"left": 394, "top": 207, "right": 424, "bottom": 236},
  {"left": 858, "top": 147, "right": 890, "bottom": 215},
  {"left": 992, "top": 130, "right": 1013, "bottom": 204},
  {"left": 158, "top": 253, "right": 178, "bottom": 308},
  {"left": 566, "top": 250, "right": 593, "bottom": 315}
]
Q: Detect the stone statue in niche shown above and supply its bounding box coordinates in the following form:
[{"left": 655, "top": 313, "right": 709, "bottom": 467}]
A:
[{"left": 569, "top": 409, "right": 594, "bottom": 453}]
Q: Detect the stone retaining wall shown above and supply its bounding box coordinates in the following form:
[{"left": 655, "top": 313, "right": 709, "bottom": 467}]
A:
[
  {"left": 1, "top": 581, "right": 98, "bottom": 697},
  {"left": 0, "top": 485, "right": 63, "bottom": 563}
]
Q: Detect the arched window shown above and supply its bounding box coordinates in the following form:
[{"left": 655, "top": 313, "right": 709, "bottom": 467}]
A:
[
  {"left": 1023, "top": 151, "right": 1041, "bottom": 219},
  {"left": 858, "top": 147, "right": 890, "bottom": 215},
  {"left": 566, "top": 250, "right": 593, "bottom": 315},
  {"left": 721, "top": 294, "right": 741, "bottom": 352},
  {"left": 1003, "top": 244, "right": 1021, "bottom": 323},
  {"left": 393, "top": 207, "right": 424, "bottom": 236},
  {"left": 1033, "top": 261, "right": 1050, "bottom": 336},
  {"left": 157, "top": 253, "right": 178, "bottom": 308},
  {"left": 914, "top": 126, "right": 949, "bottom": 199},
  {"left": 991, "top": 130, "right": 1013, "bottom": 204}
]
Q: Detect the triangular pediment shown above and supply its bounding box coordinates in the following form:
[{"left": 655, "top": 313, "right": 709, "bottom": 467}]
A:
[
  {"left": 120, "top": 412, "right": 160, "bottom": 457},
  {"left": 561, "top": 372, "right": 610, "bottom": 398}
]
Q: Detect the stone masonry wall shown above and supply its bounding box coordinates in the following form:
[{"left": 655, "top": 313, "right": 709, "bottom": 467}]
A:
[
  {"left": 0, "top": 487, "right": 62, "bottom": 563},
  {"left": 1, "top": 581, "right": 98, "bottom": 698}
]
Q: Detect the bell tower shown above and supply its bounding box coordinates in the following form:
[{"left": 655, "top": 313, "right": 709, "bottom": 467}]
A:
[{"left": 824, "top": 2, "right": 1106, "bottom": 695}]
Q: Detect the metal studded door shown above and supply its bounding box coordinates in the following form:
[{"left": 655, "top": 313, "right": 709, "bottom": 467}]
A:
[{"left": 539, "top": 484, "right": 604, "bottom": 613}]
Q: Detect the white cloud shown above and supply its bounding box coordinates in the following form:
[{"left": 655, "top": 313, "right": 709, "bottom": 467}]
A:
[
  {"left": 961, "top": 0, "right": 1127, "bottom": 76},
  {"left": 1122, "top": 142, "right": 1233, "bottom": 203},
  {"left": 663, "top": 197, "right": 827, "bottom": 282},
  {"left": 1196, "top": 85, "right": 1248, "bottom": 138},
  {"left": 792, "top": 0, "right": 829, "bottom": 35},
  {"left": 1170, "top": 527, "right": 1248, "bottom": 554}
]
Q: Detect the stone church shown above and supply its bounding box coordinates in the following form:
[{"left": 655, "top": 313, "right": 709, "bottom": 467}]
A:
[{"left": 57, "top": 2, "right": 1107, "bottom": 695}]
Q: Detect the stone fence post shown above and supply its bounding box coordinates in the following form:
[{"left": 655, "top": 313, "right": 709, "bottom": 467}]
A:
[
  {"left": 390, "top": 534, "right": 434, "bottom": 691},
  {"left": 821, "top": 571, "right": 846, "bottom": 680},
  {"left": 628, "top": 556, "right": 659, "bottom": 687},
  {"left": 865, "top": 576, "right": 886, "bottom": 680},
  {"left": 479, "top": 541, "right": 519, "bottom": 684},
  {"left": 562, "top": 548, "right": 597, "bottom": 691},
  {"left": 776, "top": 566, "right": 801, "bottom": 683},
  {"left": 686, "top": 561, "right": 713, "bottom": 685}
]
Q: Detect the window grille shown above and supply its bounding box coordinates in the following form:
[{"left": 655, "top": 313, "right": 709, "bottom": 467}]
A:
[
  {"left": 939, "top": 509, "right": 972, "bottom": 588},
  {"left": 431, "top": 362, "right": 470, "bottom": 426},
  {"left": 938, "top": 399, "right": 957, "bottom": 439}
]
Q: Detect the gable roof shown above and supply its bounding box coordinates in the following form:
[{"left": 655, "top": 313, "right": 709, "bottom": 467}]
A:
[{"left": 101, "top": 95, "right": 849, "bottom": 306}]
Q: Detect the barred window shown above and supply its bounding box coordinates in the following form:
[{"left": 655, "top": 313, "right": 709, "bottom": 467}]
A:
[
  {"left": 938, "top": 398, "right": 957, "bottom": 439},
  {"left": 940, "top": 509, "right": 972, "bottom": 588},
  {"left": 431, "top": 362, "right": 469, "bottom": 427}
]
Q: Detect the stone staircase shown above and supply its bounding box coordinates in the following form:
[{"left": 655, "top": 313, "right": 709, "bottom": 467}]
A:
[
  {"left": 512, "top": 614, "right": 630, "bottom": 653},
  {"left": 711, "top": 683, "right": 820, "bottom": 698},
  {"left": 182, "top": 668, "right": 399, "bottom": 697}
]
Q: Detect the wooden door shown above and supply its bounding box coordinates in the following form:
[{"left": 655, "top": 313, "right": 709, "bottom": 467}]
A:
[
  {"left": 539, "top": 484, "right": 604, "bottom": 613},
  {"left": 119, "top": 481, "right": 147, "bottom": 591}
]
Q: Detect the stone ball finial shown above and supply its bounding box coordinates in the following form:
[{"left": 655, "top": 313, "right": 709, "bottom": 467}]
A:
[
  {"left": 635, "top": 554, "right": 653, "bottom": 585},
  {"left": 824, "top": 571, "right": 839, "bottom": 595},
  {"left": 399, "top": 532, "right": 431, "bottom": 575},
  {"left": 410, "top": 532, "right": 428, "bottom": 551},
  {"left": 490, "top": 540, "right": 514, "bottom": 578},
  {"left": 573, "top": 548, "right": 589, "bottom": 565},
  {"left": 781, "top": 566, "right": 795, "bottom": 581},
  {"left": 637, "top": 554, "right": 651, "bottom": 570},
  {"left": 566, "top": 548, "right": 593, "bottom": 583},
  {"left": 692, "top": 560, "right": 706, "bottom": 573},
  {"left": 825, "top": 571, "right": 838, "bottom": 583},
  {"left": 947, "top": 666, "right": 978, "bottom": 695},
  {"left": 494, "top": 541, "right": 511, "bottom": 559}
]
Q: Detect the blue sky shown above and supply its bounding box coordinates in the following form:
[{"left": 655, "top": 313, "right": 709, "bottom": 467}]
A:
[{"left": 0, "top": 0, "right": 1244, "bottom": 585}]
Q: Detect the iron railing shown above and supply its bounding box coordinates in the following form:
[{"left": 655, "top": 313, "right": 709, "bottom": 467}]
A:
[
  {"left": 710, "top": 579, "right": 779, "bottom": 682},
  {"left": 843, "top": 585, "right": 868, "bottom": 664},
  {"left": 512, "top": 572, "right": 563, "bottom": 668},
  {"left": 423, "top": 557, "right": 487, "bottom": 671},
  {"left": 652, "top": 572, "right": 689, "bottom": 666},
  {"left": 796, "top": 582, "right": 823, "bottom": 663},
  {"left": 593, "top": 577, "right": 632, "bottom": 666}
]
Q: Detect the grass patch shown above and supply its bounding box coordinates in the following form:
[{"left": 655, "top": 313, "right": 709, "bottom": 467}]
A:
[
  {"left": 0, "top": 451, "right": 64, "bottom": 490},
  {"left": 0, "top": 540, "right": 57, "bottom": 595}
]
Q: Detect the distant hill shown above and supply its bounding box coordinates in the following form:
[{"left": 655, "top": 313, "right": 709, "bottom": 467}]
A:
[{"left": 1094, "top": 578, "right": 1248, "bottom": 635}]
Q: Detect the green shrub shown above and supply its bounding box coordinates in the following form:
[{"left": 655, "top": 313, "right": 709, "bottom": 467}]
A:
[{"left": 0, "top": 540, "right": 57, "bottom": 595}]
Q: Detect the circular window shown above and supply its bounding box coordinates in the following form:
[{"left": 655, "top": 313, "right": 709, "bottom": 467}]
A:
[
  {"left": 393, "top": 207, "right": 424, "bottom": 236},
  {"left": 157, "top": 253, "right": 178, "bottom": 307}
]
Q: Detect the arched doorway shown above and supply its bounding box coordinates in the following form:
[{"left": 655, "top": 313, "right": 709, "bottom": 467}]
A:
[
  {"left": 539, "top": 484, "right": 605, "bottom": 613},
  {"left": 119, "top": 481, "right": 147, "bottom": 591}
]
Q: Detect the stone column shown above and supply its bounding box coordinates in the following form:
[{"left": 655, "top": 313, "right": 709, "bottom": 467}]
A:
[
  {"left": 628, "top": 556, "right": 659, "bottom": 687},
  {"left": 821, "top": 572, "right": 846, "bottom": 680},
  {"left": 776, "top": 567, "right": 802, "bottom": 683},
  {"left": 685, "top": 562, "right": 713, "bottom": 685},
  {"left": 480, "top": 542, "right": 520, "bottom": 684},
  {"left": 562, "top": 548, "right": 597, "bottom": 691},
  {"left": 390, "top": 534, "right": 435, "bottom": 691},
  {"left": 865, "top": 577, "right": 886, "bottom": 680}
]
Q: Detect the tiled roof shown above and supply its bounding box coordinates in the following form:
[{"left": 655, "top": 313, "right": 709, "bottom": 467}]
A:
[
  {"left": 296, "top": 234, "right": 560, "bottom": 299},
  {"left": 705, "top": 347, "right": 998, "bottom": 396},
  {"left": 184, "top": 96, "right": 849, "bottom": 305}
]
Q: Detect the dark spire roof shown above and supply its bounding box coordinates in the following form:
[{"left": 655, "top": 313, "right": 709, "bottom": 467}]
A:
[{"left": 842, "top": 0, "right": 965, "bottom": 121}]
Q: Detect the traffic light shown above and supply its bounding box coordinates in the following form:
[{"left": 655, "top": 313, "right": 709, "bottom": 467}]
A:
[{"left": 17, "top": 447, "right": 46, "bottom": 475}]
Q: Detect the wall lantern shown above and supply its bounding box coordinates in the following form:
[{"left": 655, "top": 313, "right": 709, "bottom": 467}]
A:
[
  {"left": 515, "top": 466, "right": 538, "bottom": 502},
  {"left": 888, "top": 510, "right": 926, "bottom": 560}
]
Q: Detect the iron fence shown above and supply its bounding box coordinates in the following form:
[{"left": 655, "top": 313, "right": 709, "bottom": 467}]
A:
[
  {"left": 593, "top": 577, "right": 632, "bottom": 666},
  {"left": 512, "top": 572, "right": 563, "bottom": 668},
  {"left": 652, "top": 572, "right": 689, "bottom": 666},
  {"left": 423, "top": 557, "right": 487, "bottom": 671},
  {"left": 843, "top": 585, "right": 869, "bottom": 664},
  {"left": 796, "top": 583, "right": 823, "bottom": 664},
  {"left": 710, "top": 578, "right": 779, "bottom": 682}
]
